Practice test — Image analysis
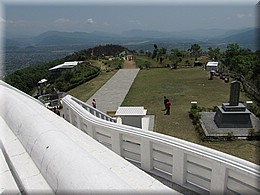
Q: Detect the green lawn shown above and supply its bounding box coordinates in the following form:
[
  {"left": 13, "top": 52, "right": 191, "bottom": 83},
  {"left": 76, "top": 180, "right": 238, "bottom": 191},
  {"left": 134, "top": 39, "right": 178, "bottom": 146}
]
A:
[
  {"left": 66, "top": 62, "right": 259, "bottom": 164},
  {"left": 68, "top": 70, "right": 116, "bottom": 102},
  {"left": 123, "top": 67, "right": 260, "bottom": 164}
]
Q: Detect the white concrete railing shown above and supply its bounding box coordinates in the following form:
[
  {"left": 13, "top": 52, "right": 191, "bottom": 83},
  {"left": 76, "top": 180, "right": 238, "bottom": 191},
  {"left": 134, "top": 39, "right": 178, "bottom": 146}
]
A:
[
  {"left": 63, "top": 95, "right": 260, "bottom": 195},
  {"left": 72, "top": 97, "right": 116, "bottom": 123},
  {"left": 0, "top": 81, "right": 175, "bottom": 194}
]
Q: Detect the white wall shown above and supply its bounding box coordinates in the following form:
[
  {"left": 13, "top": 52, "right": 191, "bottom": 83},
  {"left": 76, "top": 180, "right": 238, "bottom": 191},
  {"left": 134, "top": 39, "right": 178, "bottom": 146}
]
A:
[{"left": 121, "top": 116, "right": 142, "bottom": 128}]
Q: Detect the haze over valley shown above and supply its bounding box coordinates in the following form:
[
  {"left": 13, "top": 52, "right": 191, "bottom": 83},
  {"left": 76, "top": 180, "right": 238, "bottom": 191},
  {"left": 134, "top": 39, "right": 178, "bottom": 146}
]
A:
[{"left": 2, "top": 2, "right": 258, "bottom": 75}]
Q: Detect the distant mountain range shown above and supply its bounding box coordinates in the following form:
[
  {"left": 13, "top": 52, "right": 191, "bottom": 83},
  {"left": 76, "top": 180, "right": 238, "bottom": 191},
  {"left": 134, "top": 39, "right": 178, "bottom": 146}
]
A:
[{"left": 5, "top": 27, "right": 257, "bottom": 50}]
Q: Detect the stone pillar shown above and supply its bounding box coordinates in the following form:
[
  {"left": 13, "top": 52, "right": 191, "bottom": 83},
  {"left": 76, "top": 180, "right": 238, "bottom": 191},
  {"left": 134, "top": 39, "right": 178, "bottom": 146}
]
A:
[
  {"left": 172, "top": 148, "right": 186, "bottom": 186},
  {"left": 141, "top": 139, "right": 152, "bottom": 171},
  {"left": 229, "top": 81, "right": 240, "bottom": 106}
]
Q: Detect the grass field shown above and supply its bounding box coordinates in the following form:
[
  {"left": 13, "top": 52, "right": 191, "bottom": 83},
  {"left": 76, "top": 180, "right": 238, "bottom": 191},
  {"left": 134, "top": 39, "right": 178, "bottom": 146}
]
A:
[
  {"left": 67, "top": 60, "right": 259, "bottom": 165},
  {"left": 122, "top": 67, "right": 260, "bottom": 164},
  {"left": 68, "top": 70, "right": 116, "bottom": 102}
]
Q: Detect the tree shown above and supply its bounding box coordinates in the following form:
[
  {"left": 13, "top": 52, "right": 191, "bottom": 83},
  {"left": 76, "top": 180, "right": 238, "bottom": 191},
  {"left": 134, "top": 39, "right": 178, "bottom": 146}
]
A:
[
  {"left": 170, "top": 48, "right": 182, "bottom": 69},
  {"left": 223, "top": 43, "right": 241, "bottom": 68},
  {"left": 61, "top": 70, "right": 74, "bottom": 82},
  {"left": 139, "top": 49, "right": 144, "bottom": 54},
  {"left": 171, "top": 48, "right": 182, "bottom": 57},
  {"left": 208, "top": 47, "right": 221, "bottom": 61},
  {"left": 188, "top": 44, "right": 202, "bottom": 58},
  {"left": 152, "top": 44, "right": 158, "bottom": 59},
  {"left": 157, "top": 47, "right": 167, "bottom": 64}
]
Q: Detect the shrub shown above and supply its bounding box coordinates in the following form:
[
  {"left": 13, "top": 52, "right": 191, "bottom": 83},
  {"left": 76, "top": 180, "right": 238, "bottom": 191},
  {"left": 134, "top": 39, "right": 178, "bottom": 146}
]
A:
[
  {"left": 247, "top": 128, "right": 260, "bottom": 140},
  {"left": 226, "top": 131, "right": 235, "bottom": 141},
  {"left": 189, "top": 104, "right": 202, "bottom": 126}
]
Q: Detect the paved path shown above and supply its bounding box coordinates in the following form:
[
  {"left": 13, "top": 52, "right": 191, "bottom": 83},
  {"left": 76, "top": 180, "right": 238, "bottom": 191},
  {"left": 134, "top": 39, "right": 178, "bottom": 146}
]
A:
[{"left": 87, "top": 69, "right": 140, "bottom": 113}]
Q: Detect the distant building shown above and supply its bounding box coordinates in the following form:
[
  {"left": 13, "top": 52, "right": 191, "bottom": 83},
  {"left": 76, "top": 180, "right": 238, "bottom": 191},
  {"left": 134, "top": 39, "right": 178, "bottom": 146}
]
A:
[
  {"left": 206, "top": 61, "right": 218, "bottom": 72},
  {"left": 37, "top": 78, "right": 47, "bottom": 85},
  {"left": 119, "top": 51, "right": 127, "bottom": 57},
  {"left": 49, "top": 61, "right": 83, "bottom": 71}
]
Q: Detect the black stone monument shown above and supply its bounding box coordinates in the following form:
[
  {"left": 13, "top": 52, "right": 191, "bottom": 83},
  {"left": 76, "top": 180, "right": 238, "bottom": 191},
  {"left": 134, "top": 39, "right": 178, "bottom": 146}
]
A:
[{"left": 214, "top": 81, "right": 252, "bottom": 128}]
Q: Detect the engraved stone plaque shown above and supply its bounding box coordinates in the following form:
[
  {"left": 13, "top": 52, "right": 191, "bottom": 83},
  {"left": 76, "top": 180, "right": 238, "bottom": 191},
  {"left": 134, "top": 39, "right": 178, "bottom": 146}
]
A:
[{"left": 229, "top": 81, "right": 240, "bottom": 106}]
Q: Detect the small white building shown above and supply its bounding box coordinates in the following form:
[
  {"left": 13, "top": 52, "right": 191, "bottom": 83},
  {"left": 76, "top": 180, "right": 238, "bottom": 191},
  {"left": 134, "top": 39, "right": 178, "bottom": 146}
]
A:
[
  {"left": 115, "top": 107, "right": 147, "bottom": 129},
  {"left": 49, "top": 61, "right": 83, "bottom": 71},
  {"left": 38, "top": 78, "right": 47, "bottom": 84},
  {"left": 206, "top": 61, "right": 218, "bottom": 72}
]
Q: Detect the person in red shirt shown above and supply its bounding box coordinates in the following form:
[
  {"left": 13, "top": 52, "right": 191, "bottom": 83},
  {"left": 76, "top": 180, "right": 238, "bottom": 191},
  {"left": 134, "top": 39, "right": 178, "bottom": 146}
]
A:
[{"left": 165, "top": 99, "right": 171, "bottom": 115}]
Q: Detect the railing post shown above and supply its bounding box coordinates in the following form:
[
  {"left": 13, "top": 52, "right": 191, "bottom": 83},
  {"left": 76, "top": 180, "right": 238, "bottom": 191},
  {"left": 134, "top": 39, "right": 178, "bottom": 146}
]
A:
[
  {"left": 76, "top": 114, "right": 82, "bottom": 130},
  {"left": 67, "top": 106, "right": 73, "bottom": 123},
  {"left": 88, "top": 125, "right": 96, "bottom": 139},
  {"left": 210, "top": 161, "right": 227, "bottom": 194},
  {"left": 172, "top": 148, "right": 186, "bottom": 186},
  {"left": 111, "top": 131, "right": 122, "bottom": 156},
  {"left": 141, "top": 138, "right": 152, "bottom": 172}
]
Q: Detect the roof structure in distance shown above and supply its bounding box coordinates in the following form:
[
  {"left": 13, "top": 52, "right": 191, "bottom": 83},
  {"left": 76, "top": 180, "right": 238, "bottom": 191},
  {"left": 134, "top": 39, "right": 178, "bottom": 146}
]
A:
[
  {"left": 206, "top": 62, "right": 218, "bottom": 67},
  {"left": 49, "top": 61, "right": 83, "bottom": 71}
]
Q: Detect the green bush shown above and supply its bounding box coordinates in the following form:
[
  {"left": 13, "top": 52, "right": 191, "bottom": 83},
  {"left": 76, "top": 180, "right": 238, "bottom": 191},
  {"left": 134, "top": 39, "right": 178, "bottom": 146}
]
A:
[
  {"left": 189, "top": 104, "right": 203, "bottom": 125},
  {"left": 247, "top": 128, "right": 260, "bottom": 140},
  {"left": 226, "top": 131, "right": 236, "bottom": 141}
]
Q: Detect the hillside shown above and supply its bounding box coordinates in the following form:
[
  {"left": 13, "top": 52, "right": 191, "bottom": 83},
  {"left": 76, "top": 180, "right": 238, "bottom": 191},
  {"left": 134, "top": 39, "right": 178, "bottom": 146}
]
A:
[
  {"left": 4, "top": 28, "right": 258, "bottom": 77},
  {"left": 86, "top": 44, "right": 131, "bottom": 57},
  {"left": 6, "top": 28, "right": 257, "bottom": 49},
  {"left": 209, "top": 28, "right": 256, "bottom": 49},
  {"left": 3, "top": 44, "right": 130, "bottom": 94}
]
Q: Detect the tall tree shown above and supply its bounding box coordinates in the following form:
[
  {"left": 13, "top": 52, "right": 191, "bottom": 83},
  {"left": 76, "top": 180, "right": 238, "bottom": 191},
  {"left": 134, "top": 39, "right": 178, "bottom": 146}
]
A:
[
  {"left": 157, "top": 47, "right": 167, "bottom": 64},
  {"left": 152, "top": 44, "right": 158, "bottom": 59},
  {"left": 170, "top": 48, "right": 182, "bottom": 69},
  {"left": 208, "top": 47, "right": 221, "bottom": 61},
  {"left": 188, "top": 44, "right": 202, "bottom": 58},
  {"left": 223, "top": 43, "right": 240, "bottom": 66}
]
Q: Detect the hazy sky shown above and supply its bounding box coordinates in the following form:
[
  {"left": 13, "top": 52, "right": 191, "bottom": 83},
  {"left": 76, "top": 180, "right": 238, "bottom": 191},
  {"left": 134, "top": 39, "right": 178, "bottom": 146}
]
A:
[{"left": 0, "top": 0, "right": 259, "bottom": 36}]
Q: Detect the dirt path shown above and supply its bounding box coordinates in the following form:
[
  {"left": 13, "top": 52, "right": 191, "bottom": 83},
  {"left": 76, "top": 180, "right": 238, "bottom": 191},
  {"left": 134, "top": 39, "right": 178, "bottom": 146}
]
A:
[{"left": 123, "top": 59, "right": 137, "bottom": 69}]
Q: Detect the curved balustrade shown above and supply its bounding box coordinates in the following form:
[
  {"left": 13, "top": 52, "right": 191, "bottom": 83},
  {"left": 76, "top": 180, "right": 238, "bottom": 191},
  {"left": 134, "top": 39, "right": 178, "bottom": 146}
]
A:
[
  {"left": 63, "top": 94, "right": 260, "bottom": 195},
  {"left": 71, "top": 97, "right": 116, "bottom": 122},
  {"left": 38, "top": 92, "right": 66, "bottom": 109},
  {"left": 0, "top": 81, "right": 174, "bottom": 194}
]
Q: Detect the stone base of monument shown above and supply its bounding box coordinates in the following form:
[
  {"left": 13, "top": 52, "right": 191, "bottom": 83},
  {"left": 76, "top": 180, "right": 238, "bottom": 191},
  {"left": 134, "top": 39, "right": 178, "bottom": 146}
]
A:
[
  {"left": 214, "top": 103, "right": 252, "bottom": 128},
  {"left": 200, "top": 112, "right": 260, "bottom": 138}
]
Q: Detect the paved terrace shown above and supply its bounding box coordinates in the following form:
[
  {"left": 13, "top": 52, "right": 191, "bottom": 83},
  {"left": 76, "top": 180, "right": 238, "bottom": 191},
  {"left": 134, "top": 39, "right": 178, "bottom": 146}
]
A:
[{"left": 87, "top": 69, "right": 140, "bottom": 113}]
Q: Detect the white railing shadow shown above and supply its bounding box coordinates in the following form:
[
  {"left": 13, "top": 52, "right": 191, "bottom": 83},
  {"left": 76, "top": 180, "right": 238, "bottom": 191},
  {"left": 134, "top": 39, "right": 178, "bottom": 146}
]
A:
[{"left": 63, "top": 95, "right": 260, "bottom": 195}]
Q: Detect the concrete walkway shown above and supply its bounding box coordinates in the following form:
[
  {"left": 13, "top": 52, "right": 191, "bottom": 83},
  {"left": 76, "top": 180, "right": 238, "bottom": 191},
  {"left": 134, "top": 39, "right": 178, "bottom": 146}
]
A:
[{"left": 87, "top": 69, "right": 140, "bottom": 113}]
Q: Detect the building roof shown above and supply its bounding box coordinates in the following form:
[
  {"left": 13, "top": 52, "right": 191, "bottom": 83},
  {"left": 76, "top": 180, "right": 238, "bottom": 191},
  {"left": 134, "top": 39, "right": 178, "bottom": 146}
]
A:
[
  {"left": 38, "top": 78, "right": 47, "bottom": 84},
  {"left": 49, "top": 61, "right": 83, "bottom": 71},
  {"left": 206, "top": 62, "right": 218, "bottom": 67},
  {"left": 115, "top": 106, "right": 147, "bottom": 116}
]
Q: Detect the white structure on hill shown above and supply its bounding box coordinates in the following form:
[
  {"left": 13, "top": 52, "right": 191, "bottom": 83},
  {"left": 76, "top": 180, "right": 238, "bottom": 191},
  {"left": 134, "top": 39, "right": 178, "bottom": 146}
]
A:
[
  {"left": 206, "top": 61, "right": 219, "bottom": 72},
  {"left": 49, "top": 61, "right": 83, "bottom": 71},
  {"left": 1, "top": 81, "right": 260, "bottom": 194}
]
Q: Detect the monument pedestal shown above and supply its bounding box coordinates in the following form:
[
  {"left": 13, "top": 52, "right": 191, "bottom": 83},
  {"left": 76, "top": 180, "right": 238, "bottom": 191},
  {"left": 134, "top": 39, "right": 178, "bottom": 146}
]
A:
[{"left": 214, "top": 103, "right": 252, "bottom": 128}]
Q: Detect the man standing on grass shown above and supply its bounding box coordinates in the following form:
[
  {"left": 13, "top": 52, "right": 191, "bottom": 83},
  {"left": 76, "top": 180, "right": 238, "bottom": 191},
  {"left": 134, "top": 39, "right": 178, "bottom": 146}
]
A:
[
  {"left": 165, "top": 99, "right": 171, "bottom": 115},
  {"left": 163, "top": 96, "right": 167, "bottom": 111}
]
